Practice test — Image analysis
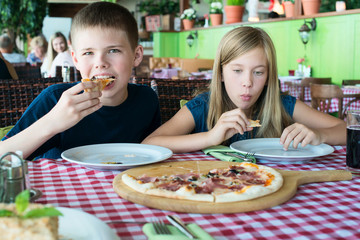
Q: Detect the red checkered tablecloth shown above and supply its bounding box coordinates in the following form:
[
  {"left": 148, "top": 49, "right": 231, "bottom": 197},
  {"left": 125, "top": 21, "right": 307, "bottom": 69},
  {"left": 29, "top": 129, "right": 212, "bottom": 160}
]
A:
[{"left": 28, "top": 146, "right": 360, "bottom": 240}]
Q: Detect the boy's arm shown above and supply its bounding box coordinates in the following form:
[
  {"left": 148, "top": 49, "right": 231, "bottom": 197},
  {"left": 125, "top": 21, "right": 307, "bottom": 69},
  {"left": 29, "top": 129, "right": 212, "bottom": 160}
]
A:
[{"left": 0, "top": 82, "right": 102, "bottom": 159}]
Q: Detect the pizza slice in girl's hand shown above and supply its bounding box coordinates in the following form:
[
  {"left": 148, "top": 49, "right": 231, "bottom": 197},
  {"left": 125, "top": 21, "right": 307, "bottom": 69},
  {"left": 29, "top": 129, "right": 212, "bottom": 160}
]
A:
[
  {"left": 81, "top": 76, "right": 115, "bottom": 92},
  {"left": 248, "top": 119, "right": 261, "bottom": 127}
]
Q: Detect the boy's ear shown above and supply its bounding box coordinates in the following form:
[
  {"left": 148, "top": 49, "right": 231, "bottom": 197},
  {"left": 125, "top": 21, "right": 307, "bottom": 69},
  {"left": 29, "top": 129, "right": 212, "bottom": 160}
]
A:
[
  {"left": 71, "top": 50, "right": 79, "bottom": 68},
  {"left": 133, "top": 45, "right": 143, "bottom": 67}
]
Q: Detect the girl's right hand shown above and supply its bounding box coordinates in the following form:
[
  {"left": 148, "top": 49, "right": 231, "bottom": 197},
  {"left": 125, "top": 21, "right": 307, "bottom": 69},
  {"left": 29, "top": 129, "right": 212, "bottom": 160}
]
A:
[
  {"left": 44, "top": 82, "right": 103, "bottom": 133},
  {"left": 207, "top": 108, "right": 253, "bottom": 145}
]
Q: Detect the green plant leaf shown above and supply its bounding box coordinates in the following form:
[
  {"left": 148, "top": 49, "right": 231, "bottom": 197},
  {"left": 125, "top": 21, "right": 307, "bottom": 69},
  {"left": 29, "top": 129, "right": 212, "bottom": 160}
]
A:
[
  {"left": 0, "top": 209, "right": 15, "bottom": 217},
  {"left": 15, "top": 189, "right": 30, "bottom": 214},
  {"left": 23, "top": 207, "right": 63, "bottom": 219}
]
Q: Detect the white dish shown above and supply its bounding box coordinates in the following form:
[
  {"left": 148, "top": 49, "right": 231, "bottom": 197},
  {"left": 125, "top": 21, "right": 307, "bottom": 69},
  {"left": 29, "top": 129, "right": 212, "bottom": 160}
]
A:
[
  {"left": 230, "top": 138, "right": 334, "bottom": 162},
  {"left": 61, "top": 143, "right": 173, "bottom": 170},
  {"left": 58, "top": 207, "right": 120, "bottom": 240}
]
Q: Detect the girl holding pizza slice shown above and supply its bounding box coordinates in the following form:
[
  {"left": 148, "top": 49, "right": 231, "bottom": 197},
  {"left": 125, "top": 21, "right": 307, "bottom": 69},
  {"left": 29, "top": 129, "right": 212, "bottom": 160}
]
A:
[{"left": 143, "top": 26, "right": 346, "bottom": 153}]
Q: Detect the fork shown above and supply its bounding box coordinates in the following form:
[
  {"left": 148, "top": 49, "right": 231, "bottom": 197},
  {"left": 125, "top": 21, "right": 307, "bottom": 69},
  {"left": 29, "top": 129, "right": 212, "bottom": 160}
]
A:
[
  {"left": 244, "top": 152, "right": 256, "bottom": 161},
  {"left": 153, "top": 218, "right": 171, "bottom": 235}
]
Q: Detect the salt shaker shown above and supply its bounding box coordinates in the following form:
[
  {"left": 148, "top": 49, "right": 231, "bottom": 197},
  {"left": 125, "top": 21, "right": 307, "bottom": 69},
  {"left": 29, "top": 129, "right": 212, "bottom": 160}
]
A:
[
  {"left": 62, "top": 62, "right": 71, "bottom": 82},
  {"left": 0, "top": 152, "right": 28, "bottom": 203}
]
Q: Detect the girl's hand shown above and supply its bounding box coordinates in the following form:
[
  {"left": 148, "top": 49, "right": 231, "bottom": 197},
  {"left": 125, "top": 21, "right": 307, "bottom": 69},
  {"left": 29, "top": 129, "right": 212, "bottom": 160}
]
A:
[
  {"left": 280, "top": 123, "right": 322, "bottom": 150},
  {"left": 207, "top": 108, "right": 253, "bottom": 146},
  {"left": 44, "top": 82, "right": 103, "bottom": 133}
]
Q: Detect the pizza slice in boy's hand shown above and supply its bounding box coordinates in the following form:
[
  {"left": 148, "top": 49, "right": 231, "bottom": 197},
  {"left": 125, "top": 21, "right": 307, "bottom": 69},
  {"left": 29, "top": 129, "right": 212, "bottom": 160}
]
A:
[
  {"left": 248, "top": 119, "right": 261, "bottom": 127},
  {"left": 81, "top": 76, "right": 115, "bottom": 92}
]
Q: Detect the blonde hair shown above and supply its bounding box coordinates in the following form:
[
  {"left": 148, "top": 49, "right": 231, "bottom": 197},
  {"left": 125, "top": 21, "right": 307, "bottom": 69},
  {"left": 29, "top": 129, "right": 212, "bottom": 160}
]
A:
[
  {"left": 46, "top": 32, "right": 68, "bottom": 71},
  {"left": 30, "top": 35, "right": 48, "bottom": 50},
  {"left": 207, "top": 26, "right": 293, "bottom": 138}
]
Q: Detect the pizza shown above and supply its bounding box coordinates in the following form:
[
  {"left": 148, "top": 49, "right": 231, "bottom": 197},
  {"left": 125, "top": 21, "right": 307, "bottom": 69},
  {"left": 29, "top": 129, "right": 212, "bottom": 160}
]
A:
[
  {"left": 81, "top": 77, "right": 115, "bottom": 92},
  {"left": 121, "top": 162, "right": 283, "bottom": 203},
  {"left": 249, "top": 119, "right": 261, "bottom": 127}
]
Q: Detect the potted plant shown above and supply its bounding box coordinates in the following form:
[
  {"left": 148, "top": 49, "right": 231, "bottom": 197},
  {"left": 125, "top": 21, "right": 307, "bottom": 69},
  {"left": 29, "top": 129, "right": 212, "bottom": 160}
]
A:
[
  {"left": 302, "top": 0, "right": 321, "bottom": 15},
  {"left": 225, "top": 0, "right": 245, "bottom": 24},
  {"left": 283, "top": 0, "right": 295, "bottom": 17},
  {"left": 180, "top": 8, "right": 197, "bottom": 30},
  {"left": 209, "top": 1, "right": 223, "bottom": 26}
]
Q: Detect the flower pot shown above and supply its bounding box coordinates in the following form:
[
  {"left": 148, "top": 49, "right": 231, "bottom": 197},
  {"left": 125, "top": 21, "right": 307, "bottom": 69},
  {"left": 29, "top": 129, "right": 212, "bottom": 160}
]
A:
[
  {"left": 301, "top": 0, "right": 321, "bottom": 16},
  {"left": 283, "top": 2, "right": 295, "bottom": 18},
  {"left": 182, "top": 19, "right": 195, "bottom": 30},
  {"left": 210, "top": 14, "right": 223, "bottom": 26},
  {"left": 224, "top": 6, "right": 245, "bottom": 24}
]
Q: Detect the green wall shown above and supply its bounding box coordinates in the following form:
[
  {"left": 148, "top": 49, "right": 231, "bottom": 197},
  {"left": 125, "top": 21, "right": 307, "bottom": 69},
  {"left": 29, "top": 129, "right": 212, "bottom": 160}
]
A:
[{"left": 153, "top": 13, "right": 360, "bottom": 85}]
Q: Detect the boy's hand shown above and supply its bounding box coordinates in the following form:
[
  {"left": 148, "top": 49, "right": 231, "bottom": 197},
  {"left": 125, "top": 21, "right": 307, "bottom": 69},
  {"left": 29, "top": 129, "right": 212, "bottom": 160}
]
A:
[
  {"left": 45, "top": 82, "right": 103, "bottom": 134},
  {"left": 207, "top": 108, "right": 253, "bottom": 146},
  {"left": 280, "top": 123, "right": 322, "bottom": 150}
]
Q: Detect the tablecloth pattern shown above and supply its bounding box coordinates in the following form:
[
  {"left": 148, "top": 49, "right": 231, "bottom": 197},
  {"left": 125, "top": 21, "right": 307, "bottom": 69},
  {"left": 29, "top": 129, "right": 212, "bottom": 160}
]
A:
[{"left": 28, "top": 146, "right": 360, "bottom": 240}]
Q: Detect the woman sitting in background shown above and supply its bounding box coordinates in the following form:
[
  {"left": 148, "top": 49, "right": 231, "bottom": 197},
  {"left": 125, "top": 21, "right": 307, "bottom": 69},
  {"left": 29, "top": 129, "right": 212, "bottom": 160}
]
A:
[
  {"left": 41, "top": 32, "right": 74, "bottom": 77},
  {"left": 27, "top": 35, "right": 48, "bottom": 65}
]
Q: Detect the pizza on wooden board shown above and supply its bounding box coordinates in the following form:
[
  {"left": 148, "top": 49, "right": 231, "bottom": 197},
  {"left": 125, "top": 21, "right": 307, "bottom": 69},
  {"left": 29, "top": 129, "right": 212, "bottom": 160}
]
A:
[
  {"left": 122, "top": 162, "right": 283, "bottom": 203},
  {"left": 81, "top": 77, "right": 115, "bottom": 92}
]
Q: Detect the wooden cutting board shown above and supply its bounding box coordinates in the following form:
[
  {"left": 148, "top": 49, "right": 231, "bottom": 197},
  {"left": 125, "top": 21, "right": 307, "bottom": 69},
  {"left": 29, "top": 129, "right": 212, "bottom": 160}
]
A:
[{"left": 112, "top": 161, "right": 352, "bottom": 214}]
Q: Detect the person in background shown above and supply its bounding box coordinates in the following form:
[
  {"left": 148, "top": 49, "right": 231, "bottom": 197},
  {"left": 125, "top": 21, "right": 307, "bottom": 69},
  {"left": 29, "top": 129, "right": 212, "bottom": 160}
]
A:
[
  {"left": 0, "top": 34, "right": 26, "bottom": 63},
  {"left": 0, "top": 2, "right": 161, "bottom": 160},
  {"left": 41, "top": 32, "right": 73, "bottom": 77},
  {"left": 142, "top": 26, "right": 346, "bottom": 153},
  {"left": 27, "top": 35, "right": 48, "bottom": 65},
  {"left": 0, "top": 51, "right": 18, "bottom": 79}
]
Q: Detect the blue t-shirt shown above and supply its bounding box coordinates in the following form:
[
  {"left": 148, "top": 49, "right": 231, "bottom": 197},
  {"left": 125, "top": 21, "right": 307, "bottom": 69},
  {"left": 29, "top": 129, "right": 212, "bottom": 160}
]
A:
[
  {"left": 185, "top": 92, "right": 296, "bottom": 144},
  {"left": 3, "top": 83, "right": 161, "bottom": 159}
]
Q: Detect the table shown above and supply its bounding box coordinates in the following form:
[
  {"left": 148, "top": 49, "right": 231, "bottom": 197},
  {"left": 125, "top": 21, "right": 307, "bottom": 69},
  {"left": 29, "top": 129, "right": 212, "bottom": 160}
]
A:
[
  {"left": 331, "top": 87, "right": 360, "bottom": 112},
  {"left": 28, "top": 147, "right": 360, "bottom": 240}
]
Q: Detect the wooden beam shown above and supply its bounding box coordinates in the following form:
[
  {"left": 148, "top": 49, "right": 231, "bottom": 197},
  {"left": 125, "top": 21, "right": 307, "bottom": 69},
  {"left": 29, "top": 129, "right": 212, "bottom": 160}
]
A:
[{"left": 48, "top": 3, "right": 88, "bottom": 18}]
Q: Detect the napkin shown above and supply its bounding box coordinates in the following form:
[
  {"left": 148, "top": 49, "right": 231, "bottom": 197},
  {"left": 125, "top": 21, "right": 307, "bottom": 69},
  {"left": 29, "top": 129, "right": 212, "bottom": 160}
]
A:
[
  {"left": 142, "top": 223, "right": 214, "bottom": 240},
  {"left": 203, "top": 145, "right": 256, "bottom": 163}
]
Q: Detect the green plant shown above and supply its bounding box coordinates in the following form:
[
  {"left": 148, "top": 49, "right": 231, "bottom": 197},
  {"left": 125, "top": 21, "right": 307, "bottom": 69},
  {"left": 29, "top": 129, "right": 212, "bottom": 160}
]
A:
[
  {"left": 227, "top": 0, "right": 245, "bottom": 6},
  {"left": 0, "top": 0, "right": 47, "bottom": 52},
  {"left": 320, "top": 0, "right": 360, "bottom": 12},
  {"left": 0, "top": 190, "right": 62, "bottom": 219},
  {"left": 138, "top": 0, "right": 179, "bottom": 16},
  {"left": 210, "top": 1, "right": 223, "bottom": 14},
  {"left": 180, "top": 8, "right": 197, "bottom": 20},
  {"left": 282, "top": 0, "right": 295, "bottom": 3}
]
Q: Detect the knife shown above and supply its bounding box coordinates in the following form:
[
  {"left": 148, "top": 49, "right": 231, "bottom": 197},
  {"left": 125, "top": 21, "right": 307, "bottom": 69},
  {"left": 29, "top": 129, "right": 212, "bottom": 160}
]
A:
[{"left": 166, "top": 215, "right": 197, "bottom": 239}]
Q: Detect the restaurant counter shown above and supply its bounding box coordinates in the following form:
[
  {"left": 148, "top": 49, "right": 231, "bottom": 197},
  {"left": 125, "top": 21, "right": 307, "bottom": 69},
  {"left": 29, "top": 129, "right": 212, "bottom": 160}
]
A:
[{"left": 29, "top": 146, "right": 360, "bottom": 240}]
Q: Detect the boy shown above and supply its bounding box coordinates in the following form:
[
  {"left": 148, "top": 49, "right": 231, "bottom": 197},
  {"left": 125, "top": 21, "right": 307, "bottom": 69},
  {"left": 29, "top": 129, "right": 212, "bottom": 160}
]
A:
[{"left": 0, "top": 2, "right": 161, "bottom": 160}]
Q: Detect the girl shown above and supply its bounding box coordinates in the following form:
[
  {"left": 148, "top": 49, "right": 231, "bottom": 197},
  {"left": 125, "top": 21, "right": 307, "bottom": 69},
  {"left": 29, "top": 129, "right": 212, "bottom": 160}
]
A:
[
  {"left": 41, "top": 32, "right": 73, "bottom": 77},
  {"left": 143, "top": 26, "right": 346, "bottom": 152}
]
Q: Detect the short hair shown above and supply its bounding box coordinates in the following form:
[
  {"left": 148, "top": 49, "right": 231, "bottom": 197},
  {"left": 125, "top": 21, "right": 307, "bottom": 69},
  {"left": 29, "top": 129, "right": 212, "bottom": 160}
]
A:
[
  {"left": 30, "top": 35, "right": 48, "bottom": 50},
  {"left": 0, "top": 34, "right": 12, "bottom": 49},
  {"left": 71, "top": 2, "right": 138, "bottom": 50}
]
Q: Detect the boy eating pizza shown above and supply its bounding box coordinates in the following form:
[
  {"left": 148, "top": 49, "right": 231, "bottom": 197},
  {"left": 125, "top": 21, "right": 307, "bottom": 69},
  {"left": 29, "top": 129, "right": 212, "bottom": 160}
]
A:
[{"left": 0, "top": 2, "right": 161, "bottom": 160}]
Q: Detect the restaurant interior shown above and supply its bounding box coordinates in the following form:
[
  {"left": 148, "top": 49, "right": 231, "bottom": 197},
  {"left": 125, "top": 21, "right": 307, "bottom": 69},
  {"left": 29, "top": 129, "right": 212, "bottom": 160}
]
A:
[{"left": 0, "top": 0, "right": 360, "bottom": 240}]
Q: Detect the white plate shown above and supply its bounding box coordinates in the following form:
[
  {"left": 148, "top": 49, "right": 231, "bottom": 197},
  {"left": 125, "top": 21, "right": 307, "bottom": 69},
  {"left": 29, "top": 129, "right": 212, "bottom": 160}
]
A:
[
  {"left": 61, "top": 143, "right": 173, "bottom": 170},
  {"left": 58, "top": 207, "right": 120, "bottom": 240},
  {"left": 230, "top": 138, "right": 334, "bottom": 162}
]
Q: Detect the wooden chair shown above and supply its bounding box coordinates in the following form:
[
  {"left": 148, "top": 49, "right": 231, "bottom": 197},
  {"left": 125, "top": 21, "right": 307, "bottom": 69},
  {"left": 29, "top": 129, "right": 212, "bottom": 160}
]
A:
[
  {"left": 342, "top": 79, "right": 360, "bottom": 86},
  {"left": 310, "top": 83, "right": 360, "bottom": 119},
  {"left": 0, "top": 77, "right": 65, "bottom": 127},
  {"left": 284, "top": 77, "right": 332, "bottom": 101}
]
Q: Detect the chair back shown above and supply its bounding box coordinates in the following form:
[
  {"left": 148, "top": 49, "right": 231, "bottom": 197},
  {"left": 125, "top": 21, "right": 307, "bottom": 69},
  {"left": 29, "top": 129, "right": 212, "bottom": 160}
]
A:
[
  {"left": 0, "top": 77, "right": 65, "bottom": 127},
  {"left": 310, "top": 83, "right": 345, "bottom": 119},
  {"left": 14, "top": 65, "right": 41, "bottom": 79},
  {"left": 342, "top": 79, "right": 360, "bottom": 86},
  {"left": 156, "top": 79, "right": 210, "bottom": 123},
  {"left": 301, "top": 77, "right": 332, "bottom": 87}
]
